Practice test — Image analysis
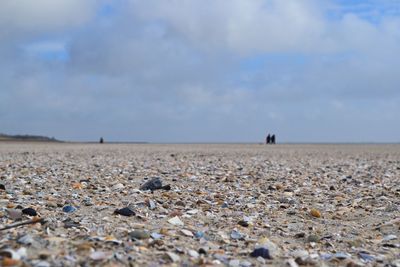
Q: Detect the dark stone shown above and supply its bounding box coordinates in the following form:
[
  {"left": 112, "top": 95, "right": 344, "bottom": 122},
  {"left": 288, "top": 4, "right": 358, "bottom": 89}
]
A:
[
  {"left": 198, "top": 248, "right": 207, "bottom": 255},
  {"left": 250, "top": 247, "right": 271, "bottom": 259},
  {"left": 62, "top": 205, "right": 77, "bottom": 213},
  {"left": 295, "top": 232, "right": 306, "bottom": 238},
  {"left": 140, "top": 177, "right": 170, "bottom": 191},
  {"left": 0, "top": 184, "right": 5, "bottom": 190},
  {"left": 114, "top": 207, "right": 135, "bottom": 217},
  {"left": 162, "top": 184, "right": 171, "bottom": 191},
  {"left": 22, "top": 207, "right": 37, "bottom": 216},
  {"left": 238, "top": 220, "right": 249, "bottom": 227}
]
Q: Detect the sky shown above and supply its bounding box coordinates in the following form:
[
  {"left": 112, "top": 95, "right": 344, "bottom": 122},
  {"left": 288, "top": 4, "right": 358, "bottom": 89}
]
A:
[{"left": 0, "top": 0, "right": 399, "bottom": 143}]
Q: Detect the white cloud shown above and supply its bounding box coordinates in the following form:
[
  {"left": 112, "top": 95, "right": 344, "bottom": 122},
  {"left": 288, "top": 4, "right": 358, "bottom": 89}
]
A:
[
  {"left": 129, "top": 0, "right": 328, "bottom": 54},
  {"left": 0, "top": 0, "right": 100, "bottom": 40}
]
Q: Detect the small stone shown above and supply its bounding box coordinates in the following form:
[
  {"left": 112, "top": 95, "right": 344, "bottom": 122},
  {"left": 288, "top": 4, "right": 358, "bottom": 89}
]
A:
[
  {"left": 310, "top": 208, "right": 321, "bottom": 218},
  {"left": 114, "top": 207, "right": 135, "bottom": 216},
  {"left": 140, "top": 177, "right": 170, "bottom": 191},
  {"left": 250, "top": 247, "right": 271, "bottom": 259},
  {"left": 165, "top": 252, "right": 180, "bottom": 262},
  {"left": 291, "top": 250, "right": 309, "bottom": 259},
  {"left": 195, "top": 231, "right": 205, "bottom": 238},
  {"left": 188, "top": 250, "right": 199, "bottom": 258},
  {"left": 240, "top": 260, "right": 252, "bottom": 267},
  {"left": 150, "top": 233, "right": 163, "bottom": 239},
  {"left": 198, "top": 247, "right": 207, "bottom": 255},
  {"left": 17, "top": 234, "right": 34, "bottom": 245},
  {"left": 307, "top": 234, "right": 320, "bottom": 243},
  {"left": 0, "top": 184, "right": 5, "bottom": 190},
  {"left": 383, "top": 234, "right": 397, "bottom": 241},
  {"left": 359, "top": 252, "right": 374, "bottom": 262},
  {"left": 129, "top": 230, "right": 150, "bottom": 240},
  {"left": 90, "top": 251, "right": 111, "bottom": 261},
  {"left": 294, "top": 232, "right": 305, "bottom": 238},
  {"left": 230, "top": 229, "right": 244, "bottom": 240},
  {"left": 333, "top": 252, "right": 350, "bottom": 259},
  {"left": 82, "top": 197, "right": 93, "bottom": 206},
  {"left": 229, "top": 259, "right": 240, "bottom": 267},
  {"left": 22, "top": 207, "right": 38, "bottom": 216},
  {"left": 33, "top": 261, "right": 51, "bottom": 267},
  {"left": 148, "top": 199, "right": 156, "bottom": 210},
  {"left": 238, "top": 220, "right": 249, "bottom": 227},
  {"left": 111, "top": 183, "right": 124, "bottom": 191},
  {"left": 168, "top": 216, "right": 184, "bottom": 226},
  {"left": 180, "top": 229, "right": 193, "bottom": 237},
  {"left": 186, "top": 209, "right": 198, "bottom": 215},
  {"left": 62, "top": 205, "right": 77, "bottom": 213},
  {"left": 6, "top": 209, "right": 23, "bottom": 220}
]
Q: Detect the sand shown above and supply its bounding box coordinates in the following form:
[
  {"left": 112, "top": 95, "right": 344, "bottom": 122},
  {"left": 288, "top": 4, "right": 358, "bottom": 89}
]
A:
[{"left": 0, "top": 143, "right": 399, "bottom": 266}]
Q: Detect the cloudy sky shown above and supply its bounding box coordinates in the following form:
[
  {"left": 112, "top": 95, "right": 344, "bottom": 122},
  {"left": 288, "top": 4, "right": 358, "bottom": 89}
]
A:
[{"left": 1, "top": 0, "right": 399, "bottom": 143}]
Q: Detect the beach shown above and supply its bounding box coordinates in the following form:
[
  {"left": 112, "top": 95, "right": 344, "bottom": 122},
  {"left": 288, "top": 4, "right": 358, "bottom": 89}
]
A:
[{"left": 1, "top": 143, "right": 399, "bottom": 266}]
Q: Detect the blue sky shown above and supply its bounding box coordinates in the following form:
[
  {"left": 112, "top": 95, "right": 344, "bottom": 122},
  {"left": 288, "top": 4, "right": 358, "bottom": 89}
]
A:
[{"left": 0, "top": 0, "right": 399, "bottom": 143}]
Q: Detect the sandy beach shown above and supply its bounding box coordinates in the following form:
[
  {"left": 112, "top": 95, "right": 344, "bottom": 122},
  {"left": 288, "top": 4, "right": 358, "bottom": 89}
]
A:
[{"left": 1, "top": 143, "right": 399, "bottom": 266}]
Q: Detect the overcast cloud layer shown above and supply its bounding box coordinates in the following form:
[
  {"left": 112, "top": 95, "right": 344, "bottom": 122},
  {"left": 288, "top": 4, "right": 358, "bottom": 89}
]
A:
[{"left": 1, "top": 0, "right": 399, "bottom": 143}]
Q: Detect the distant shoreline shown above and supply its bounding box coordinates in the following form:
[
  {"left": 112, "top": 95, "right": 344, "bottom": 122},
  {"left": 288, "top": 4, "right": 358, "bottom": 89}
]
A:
[{"left": 0, "top": 133, "right": 61, "bottom": 142}]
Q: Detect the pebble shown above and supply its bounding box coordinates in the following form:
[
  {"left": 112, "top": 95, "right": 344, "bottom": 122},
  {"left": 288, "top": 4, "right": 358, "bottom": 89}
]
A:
[
  {"left": 148, "top": 199, "right": 156, "bottom": 210},
  {"left": 165, "top": 252, "right": 180, "bottom": 262},
  {"left": 230, "top": 229, "right": 244, "bottom": 240},
  {"left": 194, "top": 231, "right": 205, "bottom": 239},
  {"left": 0, "top": 184, "right": 5, "bottom": 190},
  {"left": 229, "top": 259, "right": 241, "bottom": 267},
  {"left": 140, "top": 177, "right": 170, "bottom": 191},
  {"left": 6, "top": 209, "right": 23, "bottom": 220},
  {"left": 17, "top": 234, "right": 34, "bottom": 245},
  {"left": 250, "top": 247, "right": 271, "bottom": 259},
  {"left": 333, "top": 252, "right": 351, "bottom": 259},
  {"left": 22, "top": 207, "right": 38, "bottom": 216},
  {"left": 310, "top": 208, "right": 321, "bottom": 218},
  {"left": 129, "top": 230, "right": 150, "bottom": 240},
  {"left": 359, "top": 252, "right": 375, "bottom": 262},
  {"left": 168, "top": 216, "right": 184, "bottom": 226},
  {"left": 180, "top": 229, "right": 194, "bottom": 237},
  {"left": 90, "top": 251, "right": 111, "bottom": 261},
  {"left": 114, "top": 207, "right": 135, "bottom": 216},
  {"left": 62, "top": 205, "right": 77, "bottom": 213},
  {"left": 111, "top": 183, "right": 124, "bottom": 191},
  {"left": 307, "top": 234, "right": 320, "bottom": 243},
  {"left": 33, "top": 261, "right": 51, "bottom": 267},
  {"left": 237, "top": 220, "right": 249, "bottom": 227},
  {"left": 188, "top": 249, "right": 199, "bottom": 258},
  {"left": 383, "top": 234, "right": 397, "bottom": 241}
]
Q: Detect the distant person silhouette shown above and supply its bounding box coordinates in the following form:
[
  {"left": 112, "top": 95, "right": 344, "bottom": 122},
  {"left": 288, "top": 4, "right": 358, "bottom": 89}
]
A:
[
  {"left": 99, "top": 137, "right": 104, "bottom": 144},
  {"left": 271, "top": 134, "right": 276, "bottom": 144},
  {"left": 266, "top": 134, "right": 271, "bottom": 144}
]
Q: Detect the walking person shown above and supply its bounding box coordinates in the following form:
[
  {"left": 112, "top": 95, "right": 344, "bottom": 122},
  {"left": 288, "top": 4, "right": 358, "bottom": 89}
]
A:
[
  {"left": 266, "top": 134, "right": 271, "bottom": 144},
  {"left": 271, "top": 134, "right": 276, "bottom": 144}
]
